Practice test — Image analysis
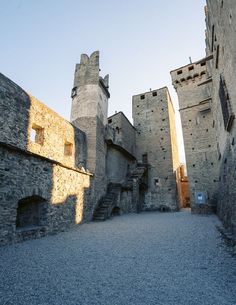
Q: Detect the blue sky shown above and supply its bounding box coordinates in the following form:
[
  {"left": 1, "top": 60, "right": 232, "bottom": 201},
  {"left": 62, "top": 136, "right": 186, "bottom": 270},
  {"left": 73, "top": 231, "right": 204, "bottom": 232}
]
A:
[{"left": 0, "top": 0, "right": 206, "bottom": 162}]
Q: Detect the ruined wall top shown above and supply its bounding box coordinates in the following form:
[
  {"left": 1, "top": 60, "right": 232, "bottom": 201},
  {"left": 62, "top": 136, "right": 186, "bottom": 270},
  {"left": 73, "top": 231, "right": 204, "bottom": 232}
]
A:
[
  {"left": 73, "top": 51, "right": 109, "bottom": 96},
  {"left": 0, "top": 73, "right": 87, "bottom": 171},
  {"left": 170, "top": 62, "right": 208, "bottom": 90}
]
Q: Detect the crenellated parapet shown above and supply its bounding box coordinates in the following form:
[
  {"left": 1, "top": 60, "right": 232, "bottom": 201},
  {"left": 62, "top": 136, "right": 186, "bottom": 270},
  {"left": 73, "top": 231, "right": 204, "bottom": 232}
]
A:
[{"left": 170, "top": 62, "right": 208, "bottom": 90}]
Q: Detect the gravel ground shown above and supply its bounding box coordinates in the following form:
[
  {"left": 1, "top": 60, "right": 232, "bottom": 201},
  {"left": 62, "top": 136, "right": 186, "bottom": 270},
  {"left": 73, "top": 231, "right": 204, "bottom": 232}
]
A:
[{"left": 0, "top": 210, "right": 235, "bottom": 305}]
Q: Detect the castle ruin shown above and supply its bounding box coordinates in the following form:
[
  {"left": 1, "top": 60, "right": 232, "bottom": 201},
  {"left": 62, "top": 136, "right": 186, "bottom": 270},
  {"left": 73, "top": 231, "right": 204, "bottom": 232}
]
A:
[
  {"left": 1, "top": 0, "right": 236, "bottom": 245},
  {"left": 0, "top": 51, "right": 184, "bottom": 245}
]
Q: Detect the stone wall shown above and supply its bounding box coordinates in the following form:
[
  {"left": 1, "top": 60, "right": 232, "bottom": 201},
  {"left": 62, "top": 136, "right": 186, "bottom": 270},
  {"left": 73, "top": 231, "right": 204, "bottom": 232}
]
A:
[
  {"left": 106, "top": 147, "right": 135, "bottom": 184},
  {"left": 0, "top": 73, "right": 87, "bottom": 169},
  {"left": 171, "top": 63, "right": 219, "bottom": 210},
  {"left": 0, "top": 73, "right": 92, "bottom": 245},
  {"left": 205, "top": 0, "right": 236, "bottom": 234},
  {"left": 0, "top": 144, "right": 91, "bottom": 245},
  {"left": 107, "top": 111, "right": 136, "bottom": 156},
  {"left": 132, "top": 87, "right": 178, "bottom": 211}
]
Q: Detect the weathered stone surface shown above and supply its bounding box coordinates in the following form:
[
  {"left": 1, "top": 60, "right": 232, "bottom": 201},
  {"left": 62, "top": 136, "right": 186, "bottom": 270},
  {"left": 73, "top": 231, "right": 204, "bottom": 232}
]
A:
[
  {"left": 0, "top": 73, "right": 91, "bottom": 246},
  {"left": 171, "top": 63, "right": 219, "bottom": 210},
  {"left": 205, "top": 0, "right": 236, "bottom": 236},
  {"left": 132, "top": 87, "right": 179, "bottom": 211},
  {"left": 171, "top": 1, "right": 236, "bottom": 239}
]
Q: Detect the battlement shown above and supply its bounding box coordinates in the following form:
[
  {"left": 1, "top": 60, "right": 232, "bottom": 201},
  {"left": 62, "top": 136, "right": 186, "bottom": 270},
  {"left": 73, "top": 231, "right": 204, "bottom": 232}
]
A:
[
  {"left": 72, "top": 51, "right": 109, "bottom": 98},
  {"left": 70, "top": 51, "right": 109, "bottom": 124},
  {"left": 132, "top": 86, "right": 168, "bottom": 101},
  {"left": 170, "top": 62, "right": 207, "bottom": 90}
]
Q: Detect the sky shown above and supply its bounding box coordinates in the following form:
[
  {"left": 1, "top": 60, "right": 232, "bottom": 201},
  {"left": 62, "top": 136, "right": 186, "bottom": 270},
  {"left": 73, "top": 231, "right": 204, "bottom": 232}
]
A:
[{"left": 0, "top": 0, "right": 206, "bottom": 162}]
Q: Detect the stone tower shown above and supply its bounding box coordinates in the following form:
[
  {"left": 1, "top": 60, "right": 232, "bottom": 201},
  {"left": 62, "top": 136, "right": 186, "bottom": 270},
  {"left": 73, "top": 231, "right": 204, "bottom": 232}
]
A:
[
  {"left": 70, "top": 51, "right": 110, "bottom": 217},
  {"left": 132, "top": 87, "right": 179, "bottom": 211},
  {"left": 170, "top": 62, "right": 218, "bottom": 212}
]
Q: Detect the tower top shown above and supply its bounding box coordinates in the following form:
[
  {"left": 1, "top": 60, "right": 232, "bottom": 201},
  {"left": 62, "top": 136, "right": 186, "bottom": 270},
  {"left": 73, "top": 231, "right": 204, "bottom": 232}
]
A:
[{"left": 73, "top": 51, "right": 109, "bottom": 97}]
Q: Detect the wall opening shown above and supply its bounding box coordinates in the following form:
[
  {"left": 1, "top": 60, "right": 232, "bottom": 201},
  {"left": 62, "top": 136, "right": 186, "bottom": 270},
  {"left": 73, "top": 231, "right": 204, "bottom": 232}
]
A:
[
  {"left": 16, "top": 196, "right": 47, "bottom": 229},
  {"left": 111, "top": 206, "right": 121, "bottom": 216},
  {"left": 64, "top": 141, "right": 73, "bottom": 156},
  {"left": 30, "top": 124, "right": 44, "bottom": 145},
  {"left": 142, "top": 153, "right": 148, "bottom": 164}
]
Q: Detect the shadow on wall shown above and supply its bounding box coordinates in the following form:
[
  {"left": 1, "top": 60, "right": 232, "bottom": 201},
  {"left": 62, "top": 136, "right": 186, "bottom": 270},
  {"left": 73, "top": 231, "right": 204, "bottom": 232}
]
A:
[{"left": 0, "top": 73, "right": 91, "bottom": 245}]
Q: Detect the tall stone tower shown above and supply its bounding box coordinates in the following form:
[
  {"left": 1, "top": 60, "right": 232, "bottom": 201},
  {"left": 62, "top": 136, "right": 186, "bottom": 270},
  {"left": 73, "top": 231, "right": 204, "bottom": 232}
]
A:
[
  {"left": 170, "top": 62, "right": 218, "bottom": 212},
  {"left": 132, "top": 87, "right": 179, "bottom": 211},
  {"left": 70, "top": 51, "right": 110, "bottom": 217}
]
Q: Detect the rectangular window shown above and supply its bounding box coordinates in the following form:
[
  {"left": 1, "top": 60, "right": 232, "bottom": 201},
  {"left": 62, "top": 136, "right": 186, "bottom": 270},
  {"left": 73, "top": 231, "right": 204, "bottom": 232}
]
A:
[
  {"left": 188, "top": 66, "right": 194, "bottom": 71},
  {"left": 142, "top": 153, "right": 148, "bottom": 164},
  {"left": 140, "top": 95, "right": 145, "bottom": 100},
  {"left": 177, "top": 70, "right": 183, "bottom": 75},
  {"left": 154, "top": 178, "right": 159, "bottom": 187},
  {"left": 215, "top": 45, "right": 220, "bottom": 69},
  {"left": 64, "top": 142, "right": 73, "bottom": 156},
  {"left": 152, "top": 91, "right": 157, "bottom": 97},
  {"left": 211, "top": 25, "right": 215, "bottom": 52},
  {"left": 219, "top": 76, "right": 235, "bottom": 131},
  {"left": 30, "top": 124, "right": 44, "bottom": 145}
]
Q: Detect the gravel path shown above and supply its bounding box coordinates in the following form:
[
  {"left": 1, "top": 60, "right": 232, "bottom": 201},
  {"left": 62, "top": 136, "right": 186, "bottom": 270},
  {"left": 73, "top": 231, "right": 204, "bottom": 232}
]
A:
[{"left": 0, "top": 210, "right": 235, "bottom": 305}]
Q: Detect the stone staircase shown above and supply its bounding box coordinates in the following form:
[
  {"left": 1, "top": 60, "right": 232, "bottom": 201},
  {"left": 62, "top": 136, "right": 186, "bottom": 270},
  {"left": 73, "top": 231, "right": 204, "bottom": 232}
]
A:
[
  {"left": 125, "top": 165, "right": 147, "bottom": 188},
  {"left": 93, "top": 183, "right": 121, "bottom": 221}
]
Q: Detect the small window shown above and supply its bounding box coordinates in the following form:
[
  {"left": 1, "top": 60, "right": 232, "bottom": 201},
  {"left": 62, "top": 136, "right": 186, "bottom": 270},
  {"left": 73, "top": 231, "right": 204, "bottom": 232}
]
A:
[
  {"left": 137, "top": 105, "right": 140, "bottom": 108},
  {"left": 200, "top": 71, "right": 206, "bottom": 76},
  {"left": 30, "top": 124, "right": 44, "bottom": 145},
  {"left": 177, "top": 70, "right": 183, "bottom": 75},
  {"left": 108, "top": 119, "right": 112, "bottom": 123},
  {"left": 188, "top": 66, "right": 194, "bottom": 71},
  {"left": 180, "top": 78, "right": 186, "bottom": 82},
  {"left": 152, "top": 91, "right": 157, "bottom": 97},
  {"left": 200, "top": 62, "right": 206, "bottom": 66},
  {"left": 154, "top": 178, "right": 159, "bottom": 187},
  {"left": 140, "top": 95, "right": 145, "bottom": 100},
  {"left": 64, "top": 142, "right": 73, "bottom": 156},
  {"left": 193, "top": 164, "right": 195, "bottom": 167},
  {"left": 142, "top": 153, "right": 148, "bottom": 164},
  {"left": 71, "top": 87, "right": 77, "bottom": 98},
  {"left": 215, "top": 45, "right": 220, "bottom": 69}
]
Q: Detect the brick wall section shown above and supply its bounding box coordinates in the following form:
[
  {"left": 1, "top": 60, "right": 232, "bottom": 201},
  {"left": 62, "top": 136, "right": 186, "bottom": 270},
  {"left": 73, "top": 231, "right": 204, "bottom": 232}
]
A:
[{"left": 132, "top": 87, "right": 178, "bottom": 211}]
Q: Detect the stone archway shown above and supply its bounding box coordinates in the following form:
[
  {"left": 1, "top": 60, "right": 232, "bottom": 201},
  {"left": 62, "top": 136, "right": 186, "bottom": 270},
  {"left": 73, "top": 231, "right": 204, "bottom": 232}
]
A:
[
  {"left": 111, "top": 206, "right": 121, "bottom": 216},
  {"left": 16, "top": 195, "right": 48, "bottom": 229}
]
